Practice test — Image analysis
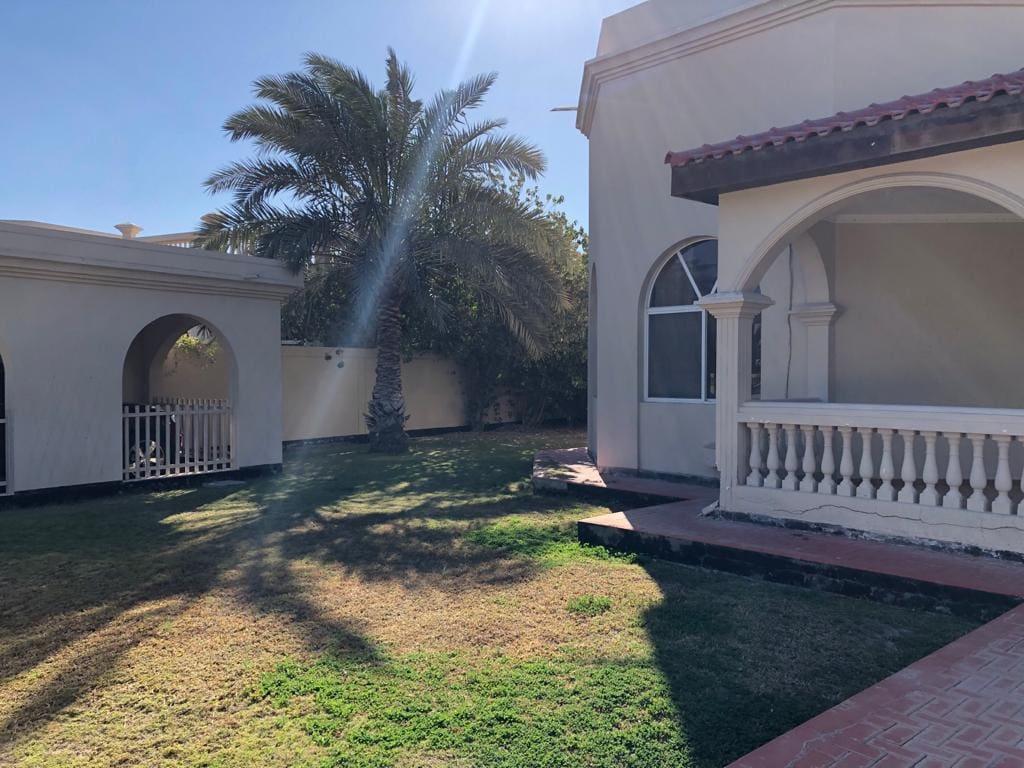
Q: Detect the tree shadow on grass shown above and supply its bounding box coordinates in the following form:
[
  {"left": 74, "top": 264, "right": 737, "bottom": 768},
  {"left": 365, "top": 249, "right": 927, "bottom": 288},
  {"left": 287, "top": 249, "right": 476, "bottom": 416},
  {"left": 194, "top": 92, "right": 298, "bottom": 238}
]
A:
[
  {"left": 0, "top": 434, "right": 565, "bottom": 747},
  {"left": 636, "top": 557, "right": 979, "bottom": 767}
]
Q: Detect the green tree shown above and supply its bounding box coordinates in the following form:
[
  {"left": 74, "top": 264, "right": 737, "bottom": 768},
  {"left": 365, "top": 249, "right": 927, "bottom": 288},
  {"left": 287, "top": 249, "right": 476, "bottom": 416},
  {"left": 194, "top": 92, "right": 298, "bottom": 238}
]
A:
[
  {"left": 406, "top": 180, "right": 587, "bottom": 429},
  {"left": 197, "top": 51, "right": 566, "bottom": 452}
]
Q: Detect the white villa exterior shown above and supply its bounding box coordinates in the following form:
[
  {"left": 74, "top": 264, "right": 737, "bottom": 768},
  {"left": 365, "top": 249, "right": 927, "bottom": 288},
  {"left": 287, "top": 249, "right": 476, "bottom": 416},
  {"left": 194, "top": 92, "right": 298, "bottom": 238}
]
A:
[
  {"left": 581, "top": 0, "right": 1024, "bottom": 553},
  {"left": 0, "top": 220, "right": 300, "bottom": 496}
]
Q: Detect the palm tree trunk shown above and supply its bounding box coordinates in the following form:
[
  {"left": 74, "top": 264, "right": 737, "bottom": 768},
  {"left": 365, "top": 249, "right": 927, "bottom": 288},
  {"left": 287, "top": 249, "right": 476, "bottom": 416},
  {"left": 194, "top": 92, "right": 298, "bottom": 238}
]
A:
[{"left": 366, "top": 293, "right": 409, "bottom": 452}]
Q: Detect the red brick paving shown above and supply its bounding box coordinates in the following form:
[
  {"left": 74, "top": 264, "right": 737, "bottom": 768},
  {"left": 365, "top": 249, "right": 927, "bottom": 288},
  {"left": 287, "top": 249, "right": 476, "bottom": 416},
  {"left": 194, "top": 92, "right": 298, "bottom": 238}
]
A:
[
  {"left": 729, "top": 604, "right": 1024, "bottom": 767},
  {"left": 581, "top": 502, "right": 1024, "bottom": 599}
]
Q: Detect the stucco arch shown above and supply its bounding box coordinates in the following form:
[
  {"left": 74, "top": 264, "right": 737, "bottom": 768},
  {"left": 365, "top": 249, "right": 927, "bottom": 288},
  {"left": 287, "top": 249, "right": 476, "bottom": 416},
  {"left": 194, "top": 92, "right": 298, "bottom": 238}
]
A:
[
  {"left": 121, "top": 313, "right": 240, "bottom": 407},
  {"left": 639, "top": 235, "right": 718, "bottom": 313},
  {"left": 732, "top": 172, "right": 1024, "bottom": 293}
]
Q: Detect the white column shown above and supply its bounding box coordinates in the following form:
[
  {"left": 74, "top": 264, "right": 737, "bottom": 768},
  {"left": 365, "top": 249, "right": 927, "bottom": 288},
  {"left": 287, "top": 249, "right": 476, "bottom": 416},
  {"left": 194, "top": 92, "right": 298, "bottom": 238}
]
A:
[
  {"left": 789, "top": 302, "right": 840, "bottom": 402},
  {"left": 898, "top": 430, "right": 918, "bottom": 504},
  {"left": 920, "top": 431, "right": 940, "bottom": 507},
  {"left": 818, "top": 427, "right": 836, "bottom": 495},
  {"left": 856, "top": 427, "right": 875, "bottom": 499},
  {"left": 699, "top": 292, "right": 775, "bottom": 508},
  {"left": 746, "top": 422, "right": 764, "bottom": 487},
  {"left": 837, "top": 426, "right": 855, "bottom": 497},
  {"left": 782, "top": 424, "right": 799, "bottom": 491},
  {"left": 877, "top": 429, "right": 895, "bottom": 502},
  {"left": 800, "top": 424, "right": 817, "bottom": 493},
  {"left": 993, "top": 435, "right": 1013, "bottom": 515},
  {"left": 966, "top": 433, "right": 988, "bottom": 513},
  {"left": 943, "top": 433, "right": 964, "bottom": 509},
  {"left": 765, "top": 423, "right": 781, "bottom": 489}
]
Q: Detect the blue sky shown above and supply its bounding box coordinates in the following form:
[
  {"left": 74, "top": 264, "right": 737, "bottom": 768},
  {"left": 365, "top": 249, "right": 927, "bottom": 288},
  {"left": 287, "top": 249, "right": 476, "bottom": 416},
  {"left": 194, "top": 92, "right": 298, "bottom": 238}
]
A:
[{"left": 0, "top": 0, "right": 635, "bottom": 237}]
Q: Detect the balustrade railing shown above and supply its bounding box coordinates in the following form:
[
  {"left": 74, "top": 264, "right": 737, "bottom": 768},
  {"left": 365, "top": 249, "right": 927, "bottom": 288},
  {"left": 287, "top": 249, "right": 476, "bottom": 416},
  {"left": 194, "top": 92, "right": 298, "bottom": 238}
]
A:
[
  {"left": 738, "top": 402, "right": 1024, "bottom": 515},
  {"left": 138, "top": 233, "right": 196, "bottom": 248}
]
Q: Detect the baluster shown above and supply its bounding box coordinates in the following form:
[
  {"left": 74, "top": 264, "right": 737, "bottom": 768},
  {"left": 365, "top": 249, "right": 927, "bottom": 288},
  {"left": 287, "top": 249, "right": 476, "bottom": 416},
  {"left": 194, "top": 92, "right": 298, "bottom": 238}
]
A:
[
  {"left": 818, "top": 427, "right": 836, "bottom": 495},
  {"left": 837, "top": 426, "right": 855, "bottom": 497},
  {"left": 898, "top": 430, "right": 918, "bottom": 504},
  {"left": 746, "top": 423, "right": 763, "bottom": 487},
  {"left": 856, "top": 427, "right": 875, "bottom": 499},
  {"left": 765, "top": 424, "right": 781, "bottom": 489},
  {"left": 877, "top": 429, "right": 895, "bottom": 501},
  {"left": 920, "top": 431, "right": 940, "bottom": 506},
  {"left": 966, "top": 433, "right": 988, "bottom": 512},
  {"left": 943, "top": 433, "right": 964, "bottom": 509},
  {"left": 800, "top": 425, "right": 817, "bottom": 493},
  {"left": 782, "top": 424, "right": 799, "bottom": 491},
  {"left": 992, "top": 435, "right": 1013, "bottom": 515}
]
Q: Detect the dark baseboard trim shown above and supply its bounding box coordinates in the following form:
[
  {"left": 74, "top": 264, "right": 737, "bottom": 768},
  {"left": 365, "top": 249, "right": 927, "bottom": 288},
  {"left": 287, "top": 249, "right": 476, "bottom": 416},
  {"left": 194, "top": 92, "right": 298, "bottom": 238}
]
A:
[
  {"left": 283, "top": 422, "right": 520, "bottom": 449},
  {"left": 0, "top": 463, "right": 281, "bottom": 510}
]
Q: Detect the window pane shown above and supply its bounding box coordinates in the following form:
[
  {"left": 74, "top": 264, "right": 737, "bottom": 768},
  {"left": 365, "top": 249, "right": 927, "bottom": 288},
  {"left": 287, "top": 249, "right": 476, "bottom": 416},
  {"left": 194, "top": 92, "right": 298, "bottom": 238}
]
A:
[
  {"left": 705, "top": 314, "right": 716, "bottom": 399},
  {"left": 648, "top": 312, "right": 702, "bottom": 399},
  {"left": 681, "top": 240, "right": 718, "bottom": 297},
  {"left": 650, "top": 257, "right": 697, "bottom": 307}
]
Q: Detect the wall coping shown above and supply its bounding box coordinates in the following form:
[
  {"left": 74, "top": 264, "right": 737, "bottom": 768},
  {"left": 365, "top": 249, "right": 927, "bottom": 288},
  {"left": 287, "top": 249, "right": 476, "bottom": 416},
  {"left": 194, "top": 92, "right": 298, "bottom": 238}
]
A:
[
  {"left": 576, "top": 0, "right": 1024, "bottom": 136},
  {"left": 0, "top": 220, "right": 301, "bottom": 301}
]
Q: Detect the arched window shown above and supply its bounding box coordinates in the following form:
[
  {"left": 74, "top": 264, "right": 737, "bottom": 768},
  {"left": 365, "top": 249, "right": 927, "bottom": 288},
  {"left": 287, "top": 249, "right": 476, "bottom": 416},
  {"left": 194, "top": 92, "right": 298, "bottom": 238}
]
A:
[{"left": 645, "top": 239, "right": 718, "bottom": 401}]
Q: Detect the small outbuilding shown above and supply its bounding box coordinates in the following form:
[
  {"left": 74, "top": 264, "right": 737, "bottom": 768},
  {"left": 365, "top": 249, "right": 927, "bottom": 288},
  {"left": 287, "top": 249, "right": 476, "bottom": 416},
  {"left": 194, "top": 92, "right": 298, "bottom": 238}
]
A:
[{"left": 0, "top": 220, "right": 300, "bottom": 496}]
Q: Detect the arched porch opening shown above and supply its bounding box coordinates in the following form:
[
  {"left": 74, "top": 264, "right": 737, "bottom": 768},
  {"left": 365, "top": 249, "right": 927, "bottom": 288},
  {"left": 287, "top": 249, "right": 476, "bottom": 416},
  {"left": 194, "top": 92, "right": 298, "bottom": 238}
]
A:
[
  {"left": 717, "top": 179, "right": 1024, "bottom": 549},
  {"left": 121, "top": 314, "right": 238, "bottom": 480},
  {"left": 743, "top": 185, "right": 1024, "bottom": 410}
]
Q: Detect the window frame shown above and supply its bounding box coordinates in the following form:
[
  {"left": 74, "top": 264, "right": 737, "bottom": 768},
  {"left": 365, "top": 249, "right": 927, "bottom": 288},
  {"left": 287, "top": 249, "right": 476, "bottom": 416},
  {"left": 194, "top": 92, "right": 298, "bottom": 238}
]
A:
[{"left": 643, "top": 240, "right": 718, "bottom": 404}]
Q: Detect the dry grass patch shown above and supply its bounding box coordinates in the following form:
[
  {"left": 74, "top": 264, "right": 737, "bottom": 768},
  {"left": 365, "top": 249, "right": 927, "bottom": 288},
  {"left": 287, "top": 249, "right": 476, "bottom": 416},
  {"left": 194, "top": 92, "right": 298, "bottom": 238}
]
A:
[{"left": 0, "top": 428, "right": 978, "bottom": 767}]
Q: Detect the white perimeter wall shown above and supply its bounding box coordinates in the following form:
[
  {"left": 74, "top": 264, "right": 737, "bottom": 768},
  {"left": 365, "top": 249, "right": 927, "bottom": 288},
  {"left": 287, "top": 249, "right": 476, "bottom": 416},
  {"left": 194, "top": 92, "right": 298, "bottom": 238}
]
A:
[{"left": 161, "top": 345, "right": 513, "bottom": 442}]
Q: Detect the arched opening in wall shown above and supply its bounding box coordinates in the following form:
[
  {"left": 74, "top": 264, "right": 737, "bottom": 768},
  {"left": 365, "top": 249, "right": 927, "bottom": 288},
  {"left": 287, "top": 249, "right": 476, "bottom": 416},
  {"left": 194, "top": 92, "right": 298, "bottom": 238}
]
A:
[
  {"left": 747, "top": 186, "right": 1024, "bottom": 408},
  {"left": 0, "top": 353, "right": 7, "bottom": 494},
  {"left": 121, "top": 315, "right": 237, "bottom": 481},
  {"left": 738, "top": 184, "right": 1024, "bottom": 510}
]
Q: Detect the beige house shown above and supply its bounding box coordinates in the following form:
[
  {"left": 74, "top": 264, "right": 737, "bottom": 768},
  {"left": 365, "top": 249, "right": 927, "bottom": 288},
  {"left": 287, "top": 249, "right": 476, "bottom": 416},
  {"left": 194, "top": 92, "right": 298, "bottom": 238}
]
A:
[
  {"left": 581, "top": 0, "right": 1024, "bottom": 553},
  {"left": 0, "top": 220, "right": 300, "bottom": 496}
]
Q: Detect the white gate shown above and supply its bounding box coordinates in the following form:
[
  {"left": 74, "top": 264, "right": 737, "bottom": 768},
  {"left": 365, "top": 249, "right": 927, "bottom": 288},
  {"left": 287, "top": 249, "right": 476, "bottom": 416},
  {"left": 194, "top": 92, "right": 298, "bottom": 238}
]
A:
[
  {"left": 122, "top": 398, "right": 234, "bottom": 481},
  {"left": 0, "top": 411, "right": 8, "bottom": 495}
]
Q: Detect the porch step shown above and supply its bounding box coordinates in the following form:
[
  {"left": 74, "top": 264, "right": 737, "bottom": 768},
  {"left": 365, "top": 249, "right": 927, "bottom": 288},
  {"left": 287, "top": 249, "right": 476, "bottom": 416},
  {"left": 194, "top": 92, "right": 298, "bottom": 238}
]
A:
[
  {"left": 579, "top": 502, "right": 1024, "bottom": 619},
  {"left": 532, "top": 447, "right": 717, "bottom": 503}
]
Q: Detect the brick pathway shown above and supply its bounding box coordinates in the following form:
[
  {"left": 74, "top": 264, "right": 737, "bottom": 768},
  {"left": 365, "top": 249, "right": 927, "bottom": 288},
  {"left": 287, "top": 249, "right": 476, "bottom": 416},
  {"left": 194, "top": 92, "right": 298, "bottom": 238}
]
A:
[
  {"left": 580, "top": 501, "right": 1024, "bottom": 599},
  {"left": 730, "top": 604, "right": 1024, "bottom": 767}
]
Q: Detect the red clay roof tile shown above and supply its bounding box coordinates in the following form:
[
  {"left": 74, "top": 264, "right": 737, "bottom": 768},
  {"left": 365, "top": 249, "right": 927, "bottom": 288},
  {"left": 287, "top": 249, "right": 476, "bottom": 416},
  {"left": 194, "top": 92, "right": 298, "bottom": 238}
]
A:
[{"left": 664, "top": 67, "right": 1024, "bottom": 167}]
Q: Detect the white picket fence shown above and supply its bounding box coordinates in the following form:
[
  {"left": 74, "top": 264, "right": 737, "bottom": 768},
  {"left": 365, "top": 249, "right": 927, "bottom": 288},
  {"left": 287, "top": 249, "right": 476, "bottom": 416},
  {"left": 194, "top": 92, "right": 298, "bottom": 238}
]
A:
[
  {"left": 122, "top": 399, "right": 233, "bottom": 481},
  {"left": 0, "top": 413, "right": 8, "bottom": 495}
]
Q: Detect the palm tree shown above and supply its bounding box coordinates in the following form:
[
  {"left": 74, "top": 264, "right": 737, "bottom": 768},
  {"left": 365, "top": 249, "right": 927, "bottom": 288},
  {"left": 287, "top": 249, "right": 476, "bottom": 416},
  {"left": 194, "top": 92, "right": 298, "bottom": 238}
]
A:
[{"left": 196, "top": 51, "right": 566, "bottom": 452}]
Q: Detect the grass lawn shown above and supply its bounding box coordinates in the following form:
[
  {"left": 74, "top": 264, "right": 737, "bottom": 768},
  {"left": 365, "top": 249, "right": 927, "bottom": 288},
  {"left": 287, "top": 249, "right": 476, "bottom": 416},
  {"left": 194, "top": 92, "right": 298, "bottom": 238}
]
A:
[{"left": 0, "top": 428, "right": 980, "bottom": 767}]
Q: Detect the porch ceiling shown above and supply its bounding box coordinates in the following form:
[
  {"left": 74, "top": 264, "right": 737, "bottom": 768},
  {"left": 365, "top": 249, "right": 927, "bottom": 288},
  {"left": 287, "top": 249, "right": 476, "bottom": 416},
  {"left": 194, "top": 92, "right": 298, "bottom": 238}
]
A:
[{"left": 666, "top": 67, "right": 1024, "bottom": 205}]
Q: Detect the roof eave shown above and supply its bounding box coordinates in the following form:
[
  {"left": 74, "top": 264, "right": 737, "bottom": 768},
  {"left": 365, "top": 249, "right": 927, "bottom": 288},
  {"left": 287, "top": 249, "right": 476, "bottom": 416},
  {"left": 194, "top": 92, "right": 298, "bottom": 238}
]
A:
[{"left": 669, "top": 92, "right": 1024, "bottom": 204}]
